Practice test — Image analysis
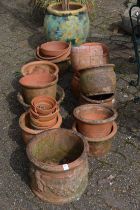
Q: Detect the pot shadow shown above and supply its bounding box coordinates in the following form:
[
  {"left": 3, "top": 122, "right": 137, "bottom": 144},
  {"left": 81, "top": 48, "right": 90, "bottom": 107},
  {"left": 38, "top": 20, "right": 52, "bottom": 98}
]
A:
[
  {"left": 6, "top": 76, "right": 29, "bottom": 186},
  {"left": 28, "top": 31, "right": 46, "bottom": 49}
]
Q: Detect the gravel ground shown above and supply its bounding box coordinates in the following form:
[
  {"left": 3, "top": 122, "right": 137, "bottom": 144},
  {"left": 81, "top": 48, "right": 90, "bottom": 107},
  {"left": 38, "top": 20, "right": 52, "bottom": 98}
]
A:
[{"left": 0, "top": 0, "right": 140, "bottom": 209}]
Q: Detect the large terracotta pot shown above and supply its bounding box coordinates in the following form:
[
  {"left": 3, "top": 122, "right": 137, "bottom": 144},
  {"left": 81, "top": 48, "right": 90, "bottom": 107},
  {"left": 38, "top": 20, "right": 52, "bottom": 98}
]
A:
[
  {"left": 26, "top": 128, "right": 89, "bottom": 204},
  {"left": 71, "top": 42, "right": 109, "bottom": 70},
  {"left": 73, "top": 104, "right": 117, "bottom": 138},
  {"left": 44, "top": 3, "right": 89, "bottom": 46},
  {"left": 72, "top": 122, "right": 117, "bottom": 157},
  {"left": 19, "top": 112, "right": 62, "bottom": 144},
  {"left": 80, "top": 93, "right": 116, "bottom": 109},
  {"left": 21, "top": 61, "right": 59, "bottom": 76},
  {"left": 19, "top": 72, "right": 58, "bottom": 104},
  {"left": 80, "top": 64, "right": 116, "bottom": 96}
]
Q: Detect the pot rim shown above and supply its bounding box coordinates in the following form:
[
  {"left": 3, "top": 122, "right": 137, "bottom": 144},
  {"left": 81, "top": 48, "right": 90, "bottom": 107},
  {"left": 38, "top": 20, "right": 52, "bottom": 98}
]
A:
[
  {"left": 79, "top": 64, "right": 115, "bottom": 72},
  {"left": 47, "top": 2, "right": 87, "bottom": 16},
  {"left": 19, "top": 112, "right": 62, "bottom": 135},
  {"left": 26, "top": 128, "right": 88, "bottom": 172},
  {"left": 73, "top": 104, "right": 118, "bottom": 125},
  {"left": 81, "top": 42, "right": 109, "bottom": 56},
  {"left": 21, "top": 60, "right": 59, "bottom": 76},
  {"left": 80, "top": 93, "right": 115, "bottom": 103},
  {"left": 19, "top": 74, "right": 58, "bottom": 89},
  {"left": 72, "top": 121, "right": 117, "bottom": 142}
]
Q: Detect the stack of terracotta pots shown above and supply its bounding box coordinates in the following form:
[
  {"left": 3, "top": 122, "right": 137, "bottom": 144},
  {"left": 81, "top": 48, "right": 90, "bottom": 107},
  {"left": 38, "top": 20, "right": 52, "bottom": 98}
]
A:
[
  {"left": 71, "top": 42, "right": 116, "bottom": 109},
  {"left": 18, "top": 60, "right": 64, "bottom": 144},
  {"left": 36, "top": 41, "right": 71, "bottom": 74},
  {"left": 71, "top": 42, "right": 118, "bottom": 157}
]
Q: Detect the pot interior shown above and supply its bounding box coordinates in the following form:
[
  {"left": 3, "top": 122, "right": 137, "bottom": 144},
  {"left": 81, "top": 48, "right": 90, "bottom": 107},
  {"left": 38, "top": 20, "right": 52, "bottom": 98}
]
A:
[
  {"left": 19, "top": 72, "right": 56, "bottom": 87},
  {"left": 31, "top": 130, "right": 84, "bottom": 165},
  {"left": 52, "top": 4, "right": 83, "bottom": 11},
  {"left": 85, "top": 93, "right": 114, "bottom": 101},
  {"left": 76, "top": 106, "right": 114, "bottom": 121}
]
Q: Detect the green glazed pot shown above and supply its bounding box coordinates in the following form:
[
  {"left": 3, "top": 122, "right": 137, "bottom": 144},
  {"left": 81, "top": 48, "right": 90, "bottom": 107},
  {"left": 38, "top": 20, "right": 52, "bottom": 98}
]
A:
[{"left": 44, "top": 3, "right": 90, "bottom": 46}]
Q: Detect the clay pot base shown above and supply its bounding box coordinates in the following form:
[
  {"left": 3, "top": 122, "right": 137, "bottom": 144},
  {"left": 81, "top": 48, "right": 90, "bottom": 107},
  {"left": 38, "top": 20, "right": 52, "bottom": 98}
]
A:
[
  {"left": 72, "top": 122, "right": 117, "bottom": 157},
  {"left": 17, "top": 85, "right": 65, "bottom": 110},
  {"left": 31, "top": 178, "right": 88, "bottom": 204}
]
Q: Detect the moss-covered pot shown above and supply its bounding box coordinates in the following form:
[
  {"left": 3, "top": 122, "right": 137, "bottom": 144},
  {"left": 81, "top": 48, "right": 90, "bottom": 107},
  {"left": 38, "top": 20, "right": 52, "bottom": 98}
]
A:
[{"left": 44, "top": 3, "right": 90, "bottom": 46}]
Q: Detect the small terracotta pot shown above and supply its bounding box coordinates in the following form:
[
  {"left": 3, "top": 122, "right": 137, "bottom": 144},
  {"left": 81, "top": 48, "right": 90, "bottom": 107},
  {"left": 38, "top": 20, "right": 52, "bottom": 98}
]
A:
[
  {"left": 17, "top": 85, "right": 65, "bottom": 110},
  {"left": 72, "top": 122, "right": 117, "bottom": 157},
  {"left": 21, "top": 61, "right": 59, "bottom": 76},
  {"left": 40, "top": 41, "right": 70, "bottom": 57},
  {"left": 19, "top": 72, "right": 58, "bottom": 104},
  {"left": 26, "top": 128, "right": 89, "bottom": 204},
  {"left": 71, "top": 73, "right": 80, "bottom": 98},
  {"left": 73, "top": 104, "right": 118, "bottom": 138},
  {"left": 80, "top": 93, "right": 116, "bottom": 109},
  {"left": 19, "top": 112, "right": 62, "bottom": 144},
  {"left": 71, "top": 42, "right": 109, "bottom": 71},
  {"left": 31, "top": 95, "right": 57, "bottom": 115},
  {"left": 36, "top": 44, "right": 71, "bottom": 63},
  {"left": 80, "top": 64, "right": 116, "bottom": 96}
]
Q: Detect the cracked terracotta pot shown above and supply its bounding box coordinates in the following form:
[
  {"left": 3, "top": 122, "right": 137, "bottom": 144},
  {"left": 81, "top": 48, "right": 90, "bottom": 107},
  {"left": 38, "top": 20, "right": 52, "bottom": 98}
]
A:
[
  {"left": 80, "top": 64, "right": 116, "bottom": 96},
  {"left": 73, "top": 104, "right": 117, "bottom": 138},
  {"left": 17, "top": 85, "right": 65, "bottom": 111},
  {"left": 26, "top": 128, "right": 89, "bottom": 204},
  {"left": 72, "top": 122, "right": 117, "bottom": 157},
  {"left": 21, "top": 60, "right": 59, "bottom": 76},
  {"left": 80, "top": 93, "right": 116, "bottom": 109},
  {"left": 40, "top": 41, "right": 70, "bottom": 57},
  {"left": 19, "top": 72, "right": 58, "bottom": 104},
  {"left": 19, "top": 112, "right": 62, "bottom": 144},
  {"left": 71, "top": 73, "right": 80, "bottom": 98},
  {"left": 71, "top": 42, "right": 109, "bottom": 71}
]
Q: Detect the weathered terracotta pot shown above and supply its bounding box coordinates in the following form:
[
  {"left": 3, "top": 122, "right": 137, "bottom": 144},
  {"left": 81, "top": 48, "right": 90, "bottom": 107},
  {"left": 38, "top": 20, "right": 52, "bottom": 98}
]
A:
[
  {"left": 80, "top": 64, "right": 116, "bottom": 96},
  {"left": 72, "top": 122, "right": 117, "bottom": 157},
  {"left": 80, "top": 93, "right": 116, "bottom": 109},
  {"left": 19, "top": 112, "right": 62, "bottom": 144},
  {"left": 17, "top": 85, "right": 65, "bottom": 111},
  {"left": 71, "top": 42, "right": 109, "bottom": 71},
  {"left": 71, "top": 73, "right": 80, "bottom": 98},
  {"left": 40, "top": 41, "right": 70, "bottom": 57},
  {"left": 73, "top": 104, "right": 117, "bottom": 138},
  {"left": 21, "top": 61, "right": 59, "bottom": 76},
  {"left": 26, "top": 128, "right": 89, "bottom": 204},
  {"left": 19, "top": 72, "right": 58, "bottom": 104}
]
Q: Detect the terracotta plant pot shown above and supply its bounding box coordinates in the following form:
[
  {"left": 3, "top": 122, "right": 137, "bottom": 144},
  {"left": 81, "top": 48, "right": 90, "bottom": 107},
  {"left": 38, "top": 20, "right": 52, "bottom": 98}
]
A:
[
  {"left": 80, "top": 64, "right": 116, "bottom": 96},
  {"left": 17, "top": 85, "right": 65, "bottom": 110},
  {"left": 71, "top": 73, "right": 80, "bottom": 98},
  {"left": 40, "top": 41, "right": 70, "bottom": 57},
  {"left": 26, "top": 128, "right": 89, "bottom": 204},
  {"left": 80, "top": 93, "right": 116, "bottom": 109},
  {"left": 36, "top": 44, "right": 71, "bottom": 63},
  {"left": 19, "top": 112, "right": 62, "bottom": 144},
  {"left": 21, "top": 61, "right": 59, "bottom": 76},
  {"left": 71, "top": 42, "right": 109, "bottom": 71},
  {"left": 19, "top": 72, "right": 58, "bottom": 104},
  {"left": 73, "top": 104, "right": 118, "bottom": 138},
  {"left": 72, "top": 122, "right": 117, "bottom": 157}
]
